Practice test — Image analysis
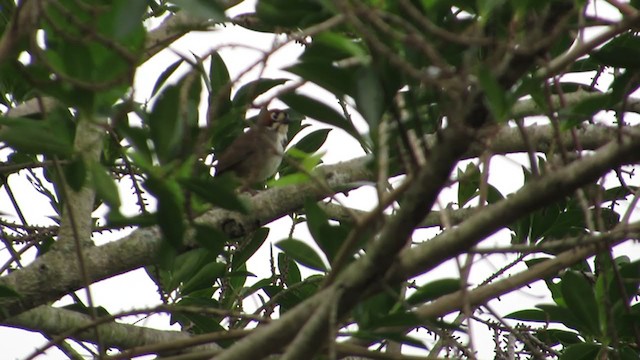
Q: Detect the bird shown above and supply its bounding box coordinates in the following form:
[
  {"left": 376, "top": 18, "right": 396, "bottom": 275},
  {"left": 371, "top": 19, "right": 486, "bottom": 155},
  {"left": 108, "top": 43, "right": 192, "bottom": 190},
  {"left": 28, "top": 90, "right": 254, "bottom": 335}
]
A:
[{"left": 214, "top": 108, "right": 290, "bottom": 190}]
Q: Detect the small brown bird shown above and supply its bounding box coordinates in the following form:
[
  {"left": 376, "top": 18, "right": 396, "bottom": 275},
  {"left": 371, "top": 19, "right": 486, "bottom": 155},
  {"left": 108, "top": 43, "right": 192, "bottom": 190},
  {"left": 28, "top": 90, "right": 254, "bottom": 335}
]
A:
[{"left": 215, "top": 108, "right": 290, "bottom": 189}]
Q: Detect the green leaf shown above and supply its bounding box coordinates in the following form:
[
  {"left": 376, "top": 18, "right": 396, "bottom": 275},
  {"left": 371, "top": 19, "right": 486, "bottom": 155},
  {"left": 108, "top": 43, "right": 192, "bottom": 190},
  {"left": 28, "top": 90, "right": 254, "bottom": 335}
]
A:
[
  {"left": 232, "top": 227, "right": 269, "bottom": 270},
  {"left": 355, "top": 289, "right": 400, "bottom": 329},
  {"left": 278, "top": 253, "right": 302, "bottom": 286},
  {"left": 285, "top": 61, "right": 354, "bottom": 97},
  {"left": 269, "top": 148, "right": 322, "bottom": 187},
  {"left": 0, "top": 285, "right": 21, "bottom": 298},
  {"left": 506, "top": 309, "right": 549, "bottom": 322},
  {"left": 304, "top": 199, "right": 344, "bottom": 263},
  {"left": 536, "top": 304, "right": 582, "bottom": 329},
  {"left": 592, "top": 33, "right": 640, "bottom": 69},
  {"left": 64, "top": 156, "right": 87, "bottom": 191},
  {"left": 170, "top": 248, "right": 216, "bottom": 291},
  {"left": 477, "top": 65, "right": 512, "bottom": 122},
  {"left": 406, "top": 278, "right": 461, "bottom": 306},
  {"left": 193, "top": 224, "right": 228, "bottom": 255},
  {"left": 608, "top": 260, "right": 640, "bottom": 305},
  {"left": 559, "top": 343, "right": 601, "bottom": 360},
  {"left": 256, "top": 0, "right": 329, "bottom": 28},
  {"left": 108, "top": 0, "right": 147, "bottom": 42},
  {"left": 152, "top": 58, "right": 184, "bottom": 97},
  {"left": 88, "top": 160, "right": 121, "bottom": 209},
  {"left": 289, "top": 128, "right": 331, "bottom": 155},
  {"left": 209, "top": 52, "right": 232, "bottom": 118},
  {"left": 172, "top": 0, "right": 226, "bottom": 21},
  {"left": 558, "top": 94, "right": 611, "bottom": 130},
  {"left": 610, "top": 69, "right": 640, "bottom": 101},
  {"left": 172, "top": 311, "right": 225, "bottom": 335},
  {"left": 232, "top": 78, "right": 288, "bottom": 107},
  {"left": 301, "top": 32, "right": 367, "bottom": 63},
  {"left": 148, "top": 85, "right": 182, "bottom": 164},
  {"left": 106, "top": 212, "right": 157, "bottom": 228},
  {"left": 228, "top": 264, "right": 250, "bottom": 296},
  {"left": 561, "top": 271, "right": 600, "bottom": 335},
  {"left": 180, "top": 175, "right": 248, "bottom": 213},
  {"left": 536, "top": 329, "right": 582, "bottom": 346},
  {"left": 457, "top": 162, "right": 480, "bottom": 207},
  {"left": 276, "top": 238, "right": 327, "bottom": 272},
  {"left": 144, "top": 175, "right": 185, "bottom": 249},
  {"left": 354, "top": 66, "right": 384, "bottom": 133},
  {"left": 267, "top": 173, "right": 310, "bottom": 187},
  {"left": 0, "top": 117, "right": 74, "bottom": 156},
  {"left": 181, "top": 262, "right": 226, "bottom": 295},
  {"left": 279, "top": 92, "right": 361, "bottom": 142}
]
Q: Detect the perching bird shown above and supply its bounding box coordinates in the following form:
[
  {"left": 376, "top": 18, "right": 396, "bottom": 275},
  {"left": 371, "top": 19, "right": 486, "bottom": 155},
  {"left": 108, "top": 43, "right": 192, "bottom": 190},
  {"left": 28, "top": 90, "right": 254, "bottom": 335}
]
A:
[{"left": 215, "top": 108, "right": 290, "bottom": 190}]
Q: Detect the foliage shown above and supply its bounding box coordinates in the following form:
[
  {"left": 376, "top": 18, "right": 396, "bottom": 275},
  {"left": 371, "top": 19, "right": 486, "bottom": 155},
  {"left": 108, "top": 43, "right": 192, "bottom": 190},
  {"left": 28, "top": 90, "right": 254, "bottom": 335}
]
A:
[{"left": 0, "top": 0, "right": 639, "bottom": 359}]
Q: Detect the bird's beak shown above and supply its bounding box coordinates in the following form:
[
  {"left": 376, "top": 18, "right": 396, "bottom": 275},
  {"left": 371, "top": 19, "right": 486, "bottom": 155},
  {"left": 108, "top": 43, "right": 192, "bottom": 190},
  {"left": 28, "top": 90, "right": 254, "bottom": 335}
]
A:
[{"left": 277, "top": 112, "right": 290, "bottom": 124}]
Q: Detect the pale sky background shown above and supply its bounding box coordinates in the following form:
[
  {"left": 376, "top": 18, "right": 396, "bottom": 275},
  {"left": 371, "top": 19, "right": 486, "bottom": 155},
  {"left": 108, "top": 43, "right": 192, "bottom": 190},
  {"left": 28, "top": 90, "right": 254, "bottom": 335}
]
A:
[{"left": 2, "top": 1, "right": 639, "bottom": 359}]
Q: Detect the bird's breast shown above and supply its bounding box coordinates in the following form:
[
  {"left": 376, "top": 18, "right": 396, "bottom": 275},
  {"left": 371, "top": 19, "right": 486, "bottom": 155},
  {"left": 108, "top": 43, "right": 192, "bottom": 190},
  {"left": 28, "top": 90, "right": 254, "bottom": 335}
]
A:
[{"left": 255, "top": 130, "right": 287, "bottom": 181}]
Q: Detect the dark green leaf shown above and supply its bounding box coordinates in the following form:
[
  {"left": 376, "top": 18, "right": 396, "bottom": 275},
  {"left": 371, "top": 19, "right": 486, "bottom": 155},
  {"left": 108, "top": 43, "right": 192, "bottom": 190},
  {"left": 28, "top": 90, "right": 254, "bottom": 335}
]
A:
[
  {"left": 278, "top": 252, "right": 302, "bottom": 286},
  {"left": 0, "top": 117, "right": 74, "bottom": 156},
  {"left": 232, "top": 227, "right": 269, "bottom": 270},
  {"left": 536, "top": 329, "right": 582, "bottom": 346},
  {"left": 289, "top": 128, "right": 331, "bottom": 155},
  {"left": 276, "top": 238, "right": 327, "bottom": 272},
  {"left": 151, "top": 58, "right": 184, "bottom": 97},
  {"left": 301, "top": 32, "right": 367, "bottom": 63},
  {"left": 148, "top": 85, "right": 182, "bottom": 164},
  {"left": 457, "top": 162, "right": 480, "bottom": 207},
  {"left": 228, "top": 264, "right": 250, "bottom": 296},
  {"left": 354, "top": 66, "right": 384, "bottom": 133},
  {"left": 559, "top": 343, "right": 601, "bottom": 360},
  {"left": 609, "top": 260, "right": 640, "bottom": 305},
  {"left": 561, "top": 271, "right": 600, "bottom": 335},
  {"left": 240, "top": 278, "right": 274, "bottom": 300},
  {"left": 558, "top": 94, "right": 611, "bottom": 130},
  {"left": 506, "top": 309, "right": 548, "bottom": 322},
  {"left": 0, "top": 285, "right": 20, "bottom": 298},
  {"left": 106, "top": 212, "right": 157, "bottom": 228},
  {"left": 304, "top": 199, "right": 344, "bottom": 263},
  {"left": 88, "top": 160, "right": 121, "bottom": 209},
  {"left": 536, "top": 304, "right": 582, "bottom": 330},
  {"left": 172, "top": 0, "right": 226, "bottom": 21},
  {"left": 406, "top": 278, "right": 461, "bottom": 306},
  {"left": 477, "top": 65, "right": 512, "bottom": 122},
  {"left": 592, "top": 33, "right": 640, "bottom": 69},
  {"left": 64, "top": 156, "right": 87, "bottom": 191},
  {"left": 279, "top": 92, "right": 361, "bottom": 142},
  {"left": 181, "top": 262, "right": 226, "bottom": 295},
  {"left": 193, "top": 224, "right": 228, "bottom": 255},
  {"left": 169, "top": 248, "right": 215, "bottom": 291},
  {"left": 232, "top": 78, "right": 288, "bottom": 107},
  {"left": 144, "top": 176, "right": 185, "bottom": 249},
  {"left": 256, "top": 0, "right": 329, "bottom": 28},
  {"left": 209, "top": 52, "right": 232, "bottom": 119},
  {"left": 180, "top": 175, "right": 248, "bottom": 213},
  {"left": 610, "top": 69, "right": 640, "bottom": 101},
  {"left": 285, "top": 61, "right": 354, "bottom": 97},
  {"left": 108, "top": 0, "right": 147, "bottom": 42}
]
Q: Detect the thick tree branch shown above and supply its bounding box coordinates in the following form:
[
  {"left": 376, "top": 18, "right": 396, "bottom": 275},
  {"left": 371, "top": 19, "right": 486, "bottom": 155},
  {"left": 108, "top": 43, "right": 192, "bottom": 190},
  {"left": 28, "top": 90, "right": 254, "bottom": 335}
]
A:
[
  {"left": 0, "top": 157, "right": 371, "bottom": 321},
  {"left": 3, "top": 305, "right": 219, "bottom": 354}
]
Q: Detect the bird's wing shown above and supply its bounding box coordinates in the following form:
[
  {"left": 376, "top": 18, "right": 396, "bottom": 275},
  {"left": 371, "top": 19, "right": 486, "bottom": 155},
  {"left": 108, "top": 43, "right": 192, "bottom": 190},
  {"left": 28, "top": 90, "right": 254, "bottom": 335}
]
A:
[{"left": 215, "top": 131, "right": 257, "bottom": 175}]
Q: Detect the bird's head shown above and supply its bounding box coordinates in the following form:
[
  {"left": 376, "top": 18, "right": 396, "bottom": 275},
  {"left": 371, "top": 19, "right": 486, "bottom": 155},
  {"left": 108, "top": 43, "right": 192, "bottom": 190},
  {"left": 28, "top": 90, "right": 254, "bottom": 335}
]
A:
[{"left": 256, "top": 108, "right": 290, "bottom": 133}]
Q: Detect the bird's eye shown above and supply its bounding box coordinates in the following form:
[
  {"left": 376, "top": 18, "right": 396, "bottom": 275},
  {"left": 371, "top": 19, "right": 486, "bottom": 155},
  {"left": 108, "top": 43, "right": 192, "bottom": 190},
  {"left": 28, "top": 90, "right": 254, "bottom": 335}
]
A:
[{"left": 270, "top": 112, "right": 279, "bottom": 121}]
